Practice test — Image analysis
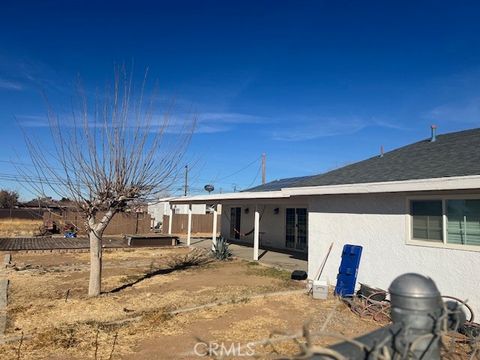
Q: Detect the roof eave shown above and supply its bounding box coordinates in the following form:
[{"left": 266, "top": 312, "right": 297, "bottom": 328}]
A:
[
  {"left": 169, "top": 190, "right": 289, "bottom": 204},
  {"left": 284, "top": 175, "right": 480, "bottom": 196},
  {"left": 170, "top": 175, "right": 480, "bottom": 204}
]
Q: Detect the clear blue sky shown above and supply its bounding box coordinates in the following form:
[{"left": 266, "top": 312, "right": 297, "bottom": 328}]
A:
[{"left": 1, "top": 1, "right": 480, "bottom": 199}]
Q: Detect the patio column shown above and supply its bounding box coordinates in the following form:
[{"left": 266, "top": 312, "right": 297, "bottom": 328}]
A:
[
  {"left": 253, "top": 205, "right": 260, "bottom": 261},
  {"left": 168, "top": 204, "right": 173, "bottom": 235},
  {"left": 187, "top": 204, "right": 192, "bottom": 246},
  {"left": 212, "top": 204, "right": 218, "bottom": 250}
]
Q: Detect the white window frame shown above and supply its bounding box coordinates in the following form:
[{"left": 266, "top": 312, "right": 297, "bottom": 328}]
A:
[{"left": 406, "top": 194, "right": 480, "bottom": 252}]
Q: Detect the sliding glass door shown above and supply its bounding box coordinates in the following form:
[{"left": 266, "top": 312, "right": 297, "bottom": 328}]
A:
[
  {"left": 230, "top": 207, "right": 241, "bottom": 239},
  {"left": 286, "top": 208, "right": 307, "bottom": 251}
]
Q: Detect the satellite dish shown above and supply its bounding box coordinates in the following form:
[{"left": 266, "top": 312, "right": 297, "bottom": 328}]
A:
[{"left": 204, "top": 184, "right": 214, "bottom": 194}]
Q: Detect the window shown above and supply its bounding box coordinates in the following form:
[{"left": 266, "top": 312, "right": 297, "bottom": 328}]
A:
[
  {"left": 447, "top": 200, "right": 480, "bottom": 246},
  {"left": 410, "top": 200, "right": 443, "bottom": 242},
  {"left": 409, "top": 197, "right": 480, "bottom": 249}
]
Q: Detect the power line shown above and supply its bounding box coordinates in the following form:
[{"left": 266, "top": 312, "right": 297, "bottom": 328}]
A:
[
  {"left": 0, "top": 173, "right": 65, "bottom": 186},
  {"left": 246, "top": 162, "right": 262, "bottom": 189},
  {"left": 0, "top": 160, "right": 64, "bottom": 172},
  {"left": 215, "top": 156, "right": 261, "bottom": 182}
]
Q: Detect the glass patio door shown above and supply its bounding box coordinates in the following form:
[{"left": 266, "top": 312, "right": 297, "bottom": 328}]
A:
[
  {"left": 286, "top": 208, "right": 307, "bottom": 251},
  {"left": 230, "top": 207, "right": 241, "bottom": 239}
]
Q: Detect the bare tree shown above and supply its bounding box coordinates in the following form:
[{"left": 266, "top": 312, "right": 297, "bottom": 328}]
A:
[{"left": 21, "top": 67, "right": 195, "bottom": 296}]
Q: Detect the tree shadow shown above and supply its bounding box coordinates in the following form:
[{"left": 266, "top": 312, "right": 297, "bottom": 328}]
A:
[{"left": 107, "top": 251, "right": 212, "bottom": 294}]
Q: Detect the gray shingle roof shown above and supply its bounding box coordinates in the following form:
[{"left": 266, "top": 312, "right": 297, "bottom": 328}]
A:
[{"left": 247, "top": 128, "right": 480, "bottom": 192}]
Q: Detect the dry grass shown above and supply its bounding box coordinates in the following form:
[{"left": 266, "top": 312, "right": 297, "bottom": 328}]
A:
[
  {"left": 246, "top": 261, "right": 293, "bottom": 282},
  {"left": 0, "top": 219, "right": 43, "bottom": 237},
  {"left": 0, "top": 248, "right": 418, "bottom": 359},
  {"left": 0, "top": 248, "right": 307, "bottom": 359}
]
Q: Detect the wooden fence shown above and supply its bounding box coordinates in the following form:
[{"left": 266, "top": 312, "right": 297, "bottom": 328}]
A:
[
  {"left": 162, "top": 214, "right": 221, "bottom": 235},
  {"left": 44, "top": 210, "right": 152, "bottom": 235},
  {"left": 0, "top": 208, "right": 44, "bottom": 220}
]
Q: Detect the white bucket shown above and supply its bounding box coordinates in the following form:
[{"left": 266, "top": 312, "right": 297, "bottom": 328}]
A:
[{"left": 312, "top": 280, "right": 328, "bottom": 300}]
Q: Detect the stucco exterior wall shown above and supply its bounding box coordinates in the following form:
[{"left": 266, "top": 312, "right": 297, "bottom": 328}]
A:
[
  {"left": 307, "top": 192, "right": 480, "bottom": 316},
  {"left": 148, "top": 202, "right": 208, "bottom": 226}
]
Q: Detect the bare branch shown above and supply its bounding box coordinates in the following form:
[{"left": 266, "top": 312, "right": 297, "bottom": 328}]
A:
[{"left": 20, "top": 66, "right": 195, "bottom": 295}]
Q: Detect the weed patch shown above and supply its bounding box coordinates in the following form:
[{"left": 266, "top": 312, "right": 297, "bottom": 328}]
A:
[{"left": 246, "top": 264, "right": 292, "bottom": 281}]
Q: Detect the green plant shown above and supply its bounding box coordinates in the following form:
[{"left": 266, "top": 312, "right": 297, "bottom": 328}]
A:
[
  {"left": 246, "top": 263, "right": 292, "bottom": 281},
  {"left": 212, "top": 237, "right": 231, "bottom": 260}
]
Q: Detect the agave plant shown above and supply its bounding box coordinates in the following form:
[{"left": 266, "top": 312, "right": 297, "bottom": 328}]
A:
[{"left": 212, "top": 237, "right": 232, "bottom": 260}]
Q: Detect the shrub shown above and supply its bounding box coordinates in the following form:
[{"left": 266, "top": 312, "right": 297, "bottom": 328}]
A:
[
  {"left": 212, "top": 237, "right": 231, "bottom": 261},
  {"left": 166, "top": 248, "right": 211, "bottom": 269}
]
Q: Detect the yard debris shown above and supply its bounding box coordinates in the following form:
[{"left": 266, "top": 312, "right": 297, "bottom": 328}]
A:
[
  {"left": 168, "top": 289, "right": 305, "bottom": 316},
  {"left": 343, "top": 282, "right": 480, "bottom": 356},
  {"left": 12, "top": 264, "right": 33, "bottom": 272},
  {"left": 341, "top": 284, "right": 391, "bottom": 323},
  {"left": 166, "top": 247, "right": 211, "bottom": 269},
  {"left": 343, "top": 290, "right": 391, "bottom": 323}
]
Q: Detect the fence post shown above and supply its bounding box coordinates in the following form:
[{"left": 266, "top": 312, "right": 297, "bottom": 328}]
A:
[
  {"left": 212, "top": 205, "right": 218, "bottom": 251},
  {"left": 187, "top": 204, "right": 192, "bottom": 246},
  {"left": 388, "top": 273, "right": 443, "bottom": 358},
  {"left": 321, "top": 273, "right": 462, "bottom": 359},
  {"left": 168, "top": 206, "right": 173, "bottom": 235}
]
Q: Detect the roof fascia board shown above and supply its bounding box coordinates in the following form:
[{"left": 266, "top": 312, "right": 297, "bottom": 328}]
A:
[
  {"left": 170, "top": 175, "right": 480, "bottom": 204},
  {"left": 169, "top": 191, "right": 288, "bottom": 204},
  {"left": 284, "top": 175, "right": 480, "bottom": 196}
]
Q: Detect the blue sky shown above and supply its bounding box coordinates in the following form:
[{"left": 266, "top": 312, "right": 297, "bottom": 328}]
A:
[{"left": 1, "top": 1, "right": 480, "bottom": 198}]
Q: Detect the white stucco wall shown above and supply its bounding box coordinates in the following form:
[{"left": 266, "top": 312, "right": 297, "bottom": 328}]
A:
[
  {"left": 172, "top": 203, "right": 207, "bottom": 215},
  {"left": 147, "top": 202, "right": 170, "bottom": 227},
  {"left": 148, "top": 201, "right": 209, "bottom": 225},
  {"left": 308, "top": 193, "right": 480, "bottom": 317}
]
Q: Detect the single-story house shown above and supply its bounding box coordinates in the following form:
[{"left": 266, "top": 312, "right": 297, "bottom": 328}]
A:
[{"left": 171, "top": 127, "right": 480, "bottom": 315}]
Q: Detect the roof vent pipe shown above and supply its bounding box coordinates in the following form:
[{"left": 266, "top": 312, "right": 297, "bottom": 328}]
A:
[
  {"left": 380, "top": 145, "right": 384, "bottom": 158},
  {"left": 430, "top": 125, "right": 437, "bottom": 142}
]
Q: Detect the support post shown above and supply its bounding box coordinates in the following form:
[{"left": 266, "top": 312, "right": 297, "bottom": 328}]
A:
[
  {"left": 212, "top": 204, "right": 218, "bottom": 250},
  {"left": 253, "top": 205, "right": 259, "bottom": 261},
  {"left": 168, "top": 205, "right": 173, "bottom": 235},
  {"left": 187, "top": 204, "right": 192, "bottom": 246}
]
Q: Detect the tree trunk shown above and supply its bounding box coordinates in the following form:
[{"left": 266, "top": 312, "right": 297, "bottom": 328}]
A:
[
  {"left": 87, "top": 210, "right": 115, "bottom": 297},
  {"left": 88, "top": 228, "right": 103, "bottom": 296}
]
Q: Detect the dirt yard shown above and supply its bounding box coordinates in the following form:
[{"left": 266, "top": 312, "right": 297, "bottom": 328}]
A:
[{"left": 0, "top": 247, "right": 385, "bottom": 359}]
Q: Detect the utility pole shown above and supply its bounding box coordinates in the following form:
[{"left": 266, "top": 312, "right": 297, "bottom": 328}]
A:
[
  {"left": 184, "top": 165, "right": 188, "bottom": 196},
  {"left": 261, "top": 153, "right": 266, "bottom": 185}
]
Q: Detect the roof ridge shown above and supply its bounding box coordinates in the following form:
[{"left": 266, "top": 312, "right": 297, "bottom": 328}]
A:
[{"left": 245, "top": 127, "right": 480, "bottom": 192}]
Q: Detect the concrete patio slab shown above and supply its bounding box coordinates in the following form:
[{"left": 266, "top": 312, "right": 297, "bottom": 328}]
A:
[{"left": 189, "top": 238, "right": 308, "bottom": 272}]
